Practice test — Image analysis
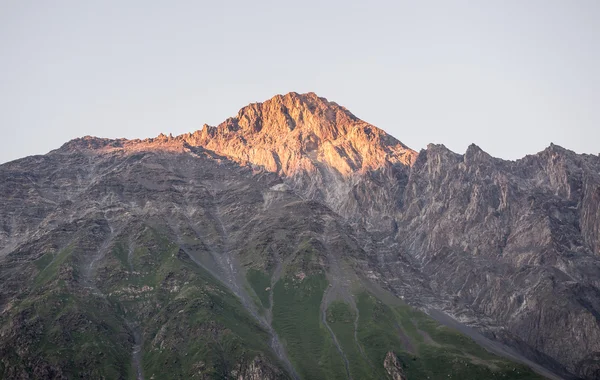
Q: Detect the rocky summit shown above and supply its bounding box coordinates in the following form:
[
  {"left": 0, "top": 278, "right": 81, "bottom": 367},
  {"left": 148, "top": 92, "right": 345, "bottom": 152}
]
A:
[{"left": 0, "top": 92, "right": 599, "bottom": 380}]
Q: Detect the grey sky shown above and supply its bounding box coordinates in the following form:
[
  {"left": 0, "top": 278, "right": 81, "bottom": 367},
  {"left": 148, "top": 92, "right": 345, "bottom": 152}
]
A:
[{"left": 1, "top": 0, "right": 598, "bottom": 163}]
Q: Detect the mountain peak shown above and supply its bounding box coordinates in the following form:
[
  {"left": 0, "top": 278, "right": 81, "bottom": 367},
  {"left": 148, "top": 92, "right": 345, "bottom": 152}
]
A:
[
  {"left": 185, "top": 92, "right": 416, "bottom": 175},
  {"left": 226, "top": 91, "right": 358, "bottom": 139}
]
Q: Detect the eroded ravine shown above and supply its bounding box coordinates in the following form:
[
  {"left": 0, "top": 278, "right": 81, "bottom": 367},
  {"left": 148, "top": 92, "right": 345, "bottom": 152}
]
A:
[{"left": 127, "top": 322, "right": 144, "bottom": 380}]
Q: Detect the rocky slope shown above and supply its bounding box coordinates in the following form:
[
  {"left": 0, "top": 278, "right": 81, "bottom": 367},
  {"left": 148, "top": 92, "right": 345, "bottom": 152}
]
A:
[
  {"left": 0, "top": 92, "right": 598, "bottom": 379},
  {"left": 397, "top": 143, "right": 600, "bottom": 379}
]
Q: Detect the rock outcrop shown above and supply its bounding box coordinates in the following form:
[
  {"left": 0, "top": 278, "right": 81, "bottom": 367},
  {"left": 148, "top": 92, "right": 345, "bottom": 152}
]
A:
[{"left": 384, "top": 351, "right": 408, "bottom": 380}]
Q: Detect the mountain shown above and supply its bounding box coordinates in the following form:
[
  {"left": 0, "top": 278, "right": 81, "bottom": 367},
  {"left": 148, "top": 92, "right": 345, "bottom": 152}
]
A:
[{"left": 0, "top": 92, "right": 598, "bottom": 379}]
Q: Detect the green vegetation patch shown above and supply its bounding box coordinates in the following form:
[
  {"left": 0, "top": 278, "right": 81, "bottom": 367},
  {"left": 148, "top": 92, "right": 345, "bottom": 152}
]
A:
[
  {"left": 326, "top": 301, "right": 375, "bottom": 380},
  {"left": 0, "top": 287, "right": 132, "bottom": 379},
  {"left": 33, "top": 252, "right": 54, "bottom": 272},
  {"left": 395, "top": 304, "right": 497, "bottom": 360},
  {"left": 355, "top": 292, "right": 544, "bottom": 380},
  {"left": 111, "top": 241, "right": 131, "bottom": 270},
  {"left": 272, "top": 274, "right": 346, "bottom": 379},
  {"left": 355, "top": 292, "right": 408, "bottom": 379},
  {"left": 247, "top": 268, "right": 272, "bottom": 308},
  {"left": 33, "top": 246, "right": 74, "bottom": 287}
]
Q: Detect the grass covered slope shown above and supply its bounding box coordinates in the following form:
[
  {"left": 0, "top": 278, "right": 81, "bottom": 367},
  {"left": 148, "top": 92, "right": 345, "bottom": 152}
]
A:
[
  {"left": 99, "top": 225, "right": 291, "bottom": 379},
  {"left": 0, "top": 219, "right": 548, "bottom": 380},
  {"left": 247, "top": 268, "right": 272, "bottom": 309},
  {"left": 272, "top": 274, "right": 347, "bottom": 380},
  {"left": 326, "top": 300, "right": 375, "bottom": 380},
  {"left": 0, "top": 224, "right": 290, "bottom": 379},
  {"left": 255, "top": 266, "right": 546, "bottom": 379},
  {"left": 353, "top": 292, "right": 543, "bottom": 379}
]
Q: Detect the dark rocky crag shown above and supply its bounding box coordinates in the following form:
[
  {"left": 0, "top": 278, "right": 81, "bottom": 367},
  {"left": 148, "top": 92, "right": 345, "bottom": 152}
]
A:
[{"left": 1, "top": 92, "right": 599, "bottom": 379}]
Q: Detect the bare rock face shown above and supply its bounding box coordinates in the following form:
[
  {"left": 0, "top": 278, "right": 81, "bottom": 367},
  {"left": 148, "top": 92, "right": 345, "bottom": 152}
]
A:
[
  {"left": 184, "top": 92, "right": 416, "bottom": 176},
  {"left": 384, "top": 351, "right": 407, "bottom": 380}
]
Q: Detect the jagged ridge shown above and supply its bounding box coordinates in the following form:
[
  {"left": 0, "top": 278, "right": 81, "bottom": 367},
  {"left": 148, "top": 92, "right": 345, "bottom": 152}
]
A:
[{"left": 61, "top": 92, "right": 417, "bottom": 176}]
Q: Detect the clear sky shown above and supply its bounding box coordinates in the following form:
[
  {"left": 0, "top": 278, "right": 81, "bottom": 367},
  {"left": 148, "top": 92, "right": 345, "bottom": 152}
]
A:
[{"left": 1, "top": 0, "right": 598, "bottom": 163}]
